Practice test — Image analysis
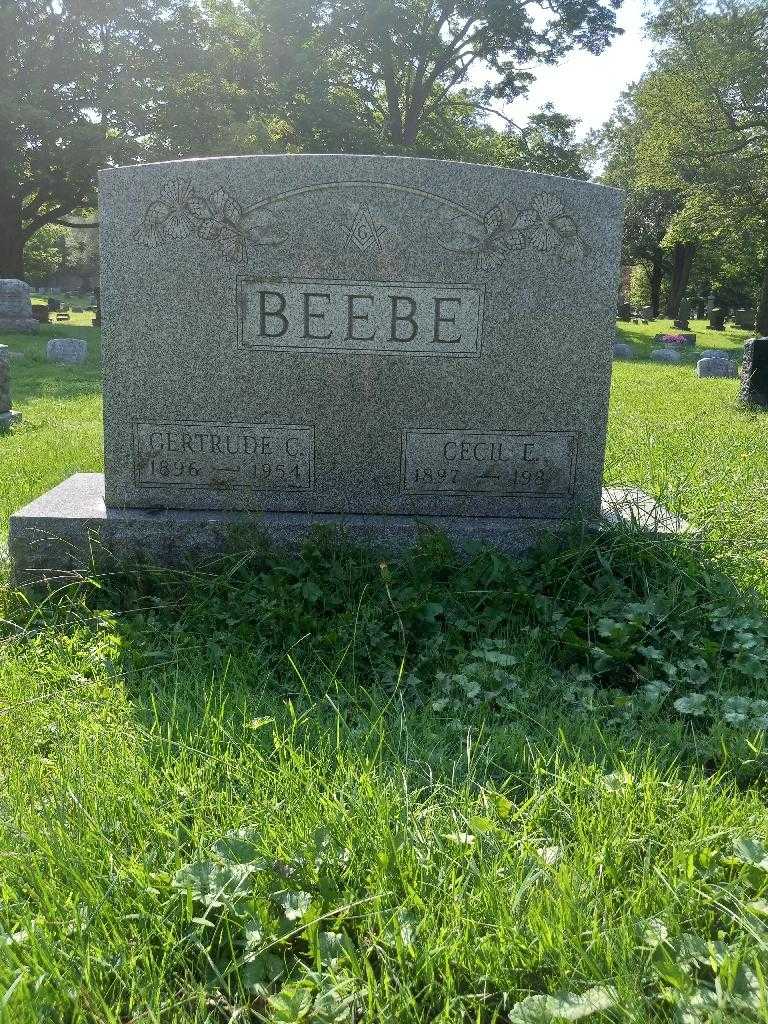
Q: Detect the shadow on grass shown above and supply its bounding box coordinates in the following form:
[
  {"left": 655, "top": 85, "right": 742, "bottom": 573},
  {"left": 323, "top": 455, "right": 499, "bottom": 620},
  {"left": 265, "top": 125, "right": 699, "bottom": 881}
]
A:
[{"left": 7, "top": 523, "right": 767, "bottom": 787}]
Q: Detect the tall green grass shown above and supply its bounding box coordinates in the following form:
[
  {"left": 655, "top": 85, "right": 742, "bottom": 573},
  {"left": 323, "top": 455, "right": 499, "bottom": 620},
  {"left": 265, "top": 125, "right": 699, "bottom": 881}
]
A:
[{"left": 1, "top": 317, "right": 768, "bottom": 1022}]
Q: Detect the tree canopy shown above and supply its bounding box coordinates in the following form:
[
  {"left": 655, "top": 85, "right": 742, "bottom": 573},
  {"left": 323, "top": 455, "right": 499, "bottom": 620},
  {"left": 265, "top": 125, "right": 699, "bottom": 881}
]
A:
[
  {"left": 629, "top": 0, "right": 768, "bottom": 331},
  {"left": 0, "top": 0, "right": 214, "bottom": 277}
]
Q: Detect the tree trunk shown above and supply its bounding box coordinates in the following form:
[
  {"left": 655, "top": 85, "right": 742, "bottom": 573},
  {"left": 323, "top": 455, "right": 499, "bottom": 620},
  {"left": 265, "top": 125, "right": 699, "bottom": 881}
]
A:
[
  {"left": 757, "top": 243, "right": 768, "bottom": 338},
  {"left": 649, "top": 260, "right": 665, "bottom": 318},
  {"left": 0, "top": 196, "right": 25, "bottom": 279},
  {"left": 665, "top": 241, "right": 695, "bottom": 318}
]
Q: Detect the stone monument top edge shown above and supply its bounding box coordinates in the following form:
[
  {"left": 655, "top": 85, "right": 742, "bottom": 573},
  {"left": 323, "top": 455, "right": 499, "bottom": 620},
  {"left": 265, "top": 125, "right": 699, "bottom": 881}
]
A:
[{"left": 97, "top": 153, "right": 625, "bottom": 199}]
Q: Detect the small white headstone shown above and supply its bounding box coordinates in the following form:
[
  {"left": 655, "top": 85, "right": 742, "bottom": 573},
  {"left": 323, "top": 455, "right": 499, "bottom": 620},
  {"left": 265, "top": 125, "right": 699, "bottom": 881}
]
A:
[
  {"left": 46, "top": 338, "right": 88, "bottom": 364},
  {"left": 612, "top": 342, "right": 634, "bottom": 360},
  {"left": 696, "top": 357, "right": 737, "bottom": 379},
  {"left": 650, "top": 348, "right": 682, "bottom": 364}
]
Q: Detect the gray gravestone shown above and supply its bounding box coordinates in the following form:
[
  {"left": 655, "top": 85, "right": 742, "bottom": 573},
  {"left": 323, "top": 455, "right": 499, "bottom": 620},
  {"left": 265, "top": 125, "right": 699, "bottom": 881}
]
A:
[
  {"left": 734, "top": 308, "right": 755, "bottom": 329},
  {"left": 709, "top": 308, "right": 726, "bottom": 331},
  {"left": 612, "top": 342, "right": 634, "bottom": 359},
  {"left": 696, "top": 356, "right": 737, "bottom": 378},
  {"left": 10, "top": 154, "right": 624, "bottom": 573},
  {"left": 674, "top": 296, "right": 691, "bottom": 330},
  {"left": 740, "top": 337, "right": 768, "bottom": 408},
  {"left": 0, "top": 279, "right": 39, "bottom": 333},
  {"left": 651, "top": 348, "right": 682, "bottom": 364},
  {"left": 46, "top": 338, "right": 88, "bottom": 364},
  {"left": 0, "top": 345, "right": 22, "bottom": 428},
  {"left": 698, "top": 348, "right": 731, "bottom": 360}
]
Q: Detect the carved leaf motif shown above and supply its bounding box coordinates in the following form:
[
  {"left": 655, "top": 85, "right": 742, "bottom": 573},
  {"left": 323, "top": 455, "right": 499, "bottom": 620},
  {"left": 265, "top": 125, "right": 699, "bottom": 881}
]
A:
[
  {"left": 163, "top": 210, "right": 194, "bottom": 239},
  {"left": 209, "top": 187, "right": 243, "bottom": 222},
  {"left": 183, "top": 193, "right": 214, "bottom": 220},
  {"left": 438, "top": 213, "right": 489, "bottom": 253},
  {"left": 530, "top": 224, "right": 561, "bottom": 253},
  {"left": 144, "top": 200, "right": 174, "bottom": 233},
  {"left": 532, "top": 193, "right": 565, "bottom": 221},
  {"left": 220, "top": 229, "right": 247, "bottom": 261},
  {"left": 552, "top": 214, "right": 578, "bottom": 238},
  {"left": 512, "top": 209, "right": 539, "bottom": 231},
  {"left": 197, "top": 218, "right": 223, "bottom": 241}
]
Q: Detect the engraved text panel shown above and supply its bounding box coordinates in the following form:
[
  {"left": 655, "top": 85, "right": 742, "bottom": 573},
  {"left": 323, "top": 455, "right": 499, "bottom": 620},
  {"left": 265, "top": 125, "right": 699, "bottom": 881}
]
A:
[
  {"left": 238, "top": 277, "right": 484, "bottom": 356},
  {"left": 401, "top": 430, "right": 577, "bottom": 497},
  {"left": 133, "top": 421, "right": 315, "bottom": 491}
]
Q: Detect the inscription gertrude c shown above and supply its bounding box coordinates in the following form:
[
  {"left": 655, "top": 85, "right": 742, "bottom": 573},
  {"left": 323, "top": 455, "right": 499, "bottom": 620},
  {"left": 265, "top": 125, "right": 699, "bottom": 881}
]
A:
[
  {"left": 402, "top": 430, "right": 578, "bottom": 497},
  {"left": 237, "top": 277, "right": 484, "bottom": 356},
  {"left": 133, "top": 421, "right": 314, "bottom": 491}
]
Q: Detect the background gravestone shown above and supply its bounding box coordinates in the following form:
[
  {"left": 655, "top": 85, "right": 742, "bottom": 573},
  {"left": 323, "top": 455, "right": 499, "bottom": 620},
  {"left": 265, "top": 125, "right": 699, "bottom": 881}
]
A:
[
  {"left": 612, "top": 342, "right": 634, "bottom": 359},
  {"left": 0, "top": 345, "right": 22, "bottom": 428},
  {"left": 709, "top": 308, "right": 726, "bottom": 331},
  {"left": 651, "top": 348, "right": 682, "bottom": 364},
  {"left": 0, "top": 279, "right": 39, "bottom": 333},
  {"left": 740, "top": 337, "right": 768, "bottom": 408},
  {"left": 10, "top": 154, "right": 624, "bottom": 569},
  {"left": 47, "top": 338, "right": 88, "bottom": 364},
  {"left": 696, "top": 356, "right": 737, "bottom": 378}
]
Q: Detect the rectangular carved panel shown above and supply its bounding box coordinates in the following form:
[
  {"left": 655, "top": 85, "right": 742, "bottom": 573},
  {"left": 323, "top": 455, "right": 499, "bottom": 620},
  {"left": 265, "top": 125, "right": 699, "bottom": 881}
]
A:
[
  {"left": 401, "top": 430, "right": 578, "bottom": 497},
  {"left": 237, "top": 277, "right": 484, "bottom": 357},
  {"left": 133, "top": 421, "right": 314, "bottom": 491}
]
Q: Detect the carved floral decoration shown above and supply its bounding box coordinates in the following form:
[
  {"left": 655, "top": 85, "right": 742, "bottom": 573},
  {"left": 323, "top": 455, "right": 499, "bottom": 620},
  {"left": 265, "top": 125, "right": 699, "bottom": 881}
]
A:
[
  {"left": 140, "top": 183, "right": 286, "bottom": 261},
  {"left": 438, "top": 192, "right": 589, "bottom": 269},
  {"left": 139, "top": 183, "right": 588, "bottom": 269}
]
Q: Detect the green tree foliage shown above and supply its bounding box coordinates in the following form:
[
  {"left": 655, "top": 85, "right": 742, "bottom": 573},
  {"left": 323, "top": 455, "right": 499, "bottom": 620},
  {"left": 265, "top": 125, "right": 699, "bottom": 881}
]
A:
[
  {"left": 21, "top": 224, "right": 66, "bottom": 287},
  {"left": 633, "top": 0, "right": 768, "bottom": 333},
  {"left": 1, "top": 0, "right": 599, "bottom": 279},
  {"left": 0, "top": 0, "right": 214, "bottom": 278},
  {"left": 596, "top": 87, "right": 682, "bottom": 316},
  {"left": 210, "top": 0, "right": 622, "bottom": 151}
]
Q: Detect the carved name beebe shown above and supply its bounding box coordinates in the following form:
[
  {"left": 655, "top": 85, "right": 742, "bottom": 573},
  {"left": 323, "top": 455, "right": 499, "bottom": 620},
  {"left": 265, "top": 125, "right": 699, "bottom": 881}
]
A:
[
  {"left": 132, "top": 421, "right": 314, "bottom": 491},
  {"left": 402, "top": 430, "right": 577, "bottom": 496},
  {"left": 237, "top": 277, "right": 484, "bottom": 356}
]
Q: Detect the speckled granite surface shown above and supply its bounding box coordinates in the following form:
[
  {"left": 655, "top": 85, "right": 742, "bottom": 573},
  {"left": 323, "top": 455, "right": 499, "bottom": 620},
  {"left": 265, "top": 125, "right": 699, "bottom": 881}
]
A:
[{"left": 98, "top": 155, "right": 624, "bottom": 535}]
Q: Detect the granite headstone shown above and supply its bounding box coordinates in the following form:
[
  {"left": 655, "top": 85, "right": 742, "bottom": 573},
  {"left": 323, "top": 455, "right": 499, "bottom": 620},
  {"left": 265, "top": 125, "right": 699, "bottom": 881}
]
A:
[
  {"left": 0, "top": 345, "right": 22, "bottom": 428},
  {"left": 651, "top": 348, "right": 682, "bottom": 364},
  {"left": 47, "top": 338, "right": 88, "bottom": 364},
  {"left": 10, "top": 154, "right": 624, "bottom": 571},
  {"left": 0, "top": 279, "right": 39, "bottom": 333},
  {"left": 696, "top": 356, "right": 737, "bottom": 378},
  {"left": 612, "top": 342, "right": 634, "bottom": 359},
  {"left": 740, "top": 337, "right": 768, "bottom": 408}
]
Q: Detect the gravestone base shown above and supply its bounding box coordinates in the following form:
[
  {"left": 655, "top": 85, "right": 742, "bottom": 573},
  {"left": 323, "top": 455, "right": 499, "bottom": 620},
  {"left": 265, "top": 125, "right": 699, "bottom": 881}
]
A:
[
  {"left": 0, "top": 410, "right": 22, "bottom": 429},
  {"left": 9, "top": 473, "right": 692, "bottom": 586}
]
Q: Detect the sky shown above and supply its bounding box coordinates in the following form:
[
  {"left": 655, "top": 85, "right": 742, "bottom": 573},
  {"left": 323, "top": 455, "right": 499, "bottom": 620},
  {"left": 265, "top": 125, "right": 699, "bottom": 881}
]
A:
[{"left": 478, "top": 0, "right": 655, "bottom": 138}]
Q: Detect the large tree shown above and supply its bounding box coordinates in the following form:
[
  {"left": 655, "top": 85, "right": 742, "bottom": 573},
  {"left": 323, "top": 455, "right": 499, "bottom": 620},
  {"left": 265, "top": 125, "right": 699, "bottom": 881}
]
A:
[
  {"left": 0, "top": 0, "right": 213, "bottom": 278},
  {"left": 214, "top": 0, "right": 623, "bottom": 152},
  {"left": 633, "top": 0, "right": 768, "bottom": 334}
]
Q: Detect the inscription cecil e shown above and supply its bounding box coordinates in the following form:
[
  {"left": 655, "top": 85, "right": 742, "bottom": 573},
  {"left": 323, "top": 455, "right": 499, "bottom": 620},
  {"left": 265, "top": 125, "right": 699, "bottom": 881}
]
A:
[
  {"left": 237, "top": 277, "right": 484, "bottom": 357},
  {"left": 133, "top": 421, "right": 314, "bottom": 491},
  {"left": 401, "top": 430, "right": 578, "bottom": 497}
]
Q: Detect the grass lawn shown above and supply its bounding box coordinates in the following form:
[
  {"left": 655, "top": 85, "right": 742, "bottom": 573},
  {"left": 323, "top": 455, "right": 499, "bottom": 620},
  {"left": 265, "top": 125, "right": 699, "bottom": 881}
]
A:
[{"left": 1, "top": 318, "right": 768, "bottom": 1023}]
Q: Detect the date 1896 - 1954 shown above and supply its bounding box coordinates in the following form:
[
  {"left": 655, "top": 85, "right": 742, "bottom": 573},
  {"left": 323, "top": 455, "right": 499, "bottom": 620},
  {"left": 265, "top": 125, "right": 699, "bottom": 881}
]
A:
[{"left": 133, "top": 421, "right": 314, "bottom": 491}]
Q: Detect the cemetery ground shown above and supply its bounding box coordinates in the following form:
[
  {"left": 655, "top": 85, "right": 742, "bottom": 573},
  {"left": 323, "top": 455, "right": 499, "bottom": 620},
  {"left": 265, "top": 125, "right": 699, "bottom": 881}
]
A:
[{"left": 1, "top": 320, "right": 768, "bottom": 1023}]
